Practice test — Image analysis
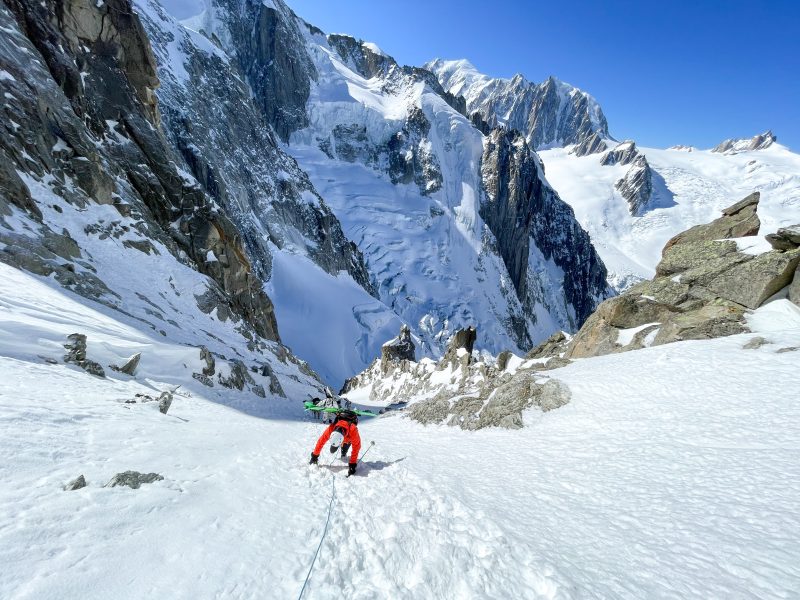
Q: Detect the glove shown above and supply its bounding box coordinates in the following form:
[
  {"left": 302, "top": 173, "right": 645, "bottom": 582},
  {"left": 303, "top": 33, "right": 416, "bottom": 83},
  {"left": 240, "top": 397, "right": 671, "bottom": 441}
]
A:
[
  {"left": 309, "top": 453, "right": 319, "bottom": 465},
  {"left": 347, "top": 463, "right": 357, "bottom": 477}
]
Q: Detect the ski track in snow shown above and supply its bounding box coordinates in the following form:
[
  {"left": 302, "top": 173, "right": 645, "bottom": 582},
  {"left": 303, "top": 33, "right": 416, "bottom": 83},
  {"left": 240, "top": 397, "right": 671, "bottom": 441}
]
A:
[{"left": 2, "top": 300, "right": 800, "bottom": 598}]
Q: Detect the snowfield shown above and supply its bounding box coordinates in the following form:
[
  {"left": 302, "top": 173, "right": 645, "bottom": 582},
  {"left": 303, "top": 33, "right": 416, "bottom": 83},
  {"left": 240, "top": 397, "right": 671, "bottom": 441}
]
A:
[
  {"left": 2, "top": 259, "right": 800, "bottom": 598},
  {"left": 540, "top": 143, "right": 800, "bottom": 290}
]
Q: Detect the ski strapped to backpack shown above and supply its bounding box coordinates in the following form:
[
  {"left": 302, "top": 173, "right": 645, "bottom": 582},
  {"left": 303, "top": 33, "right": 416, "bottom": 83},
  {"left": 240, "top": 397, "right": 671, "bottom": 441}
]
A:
[{"left": 303, "top": 401, "right": 378, "bottom": 418}]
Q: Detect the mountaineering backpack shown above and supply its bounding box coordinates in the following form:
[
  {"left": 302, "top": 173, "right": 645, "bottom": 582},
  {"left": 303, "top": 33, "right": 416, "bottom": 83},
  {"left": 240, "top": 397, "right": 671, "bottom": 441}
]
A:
[{"left": 336, "top": 410, "right": 359, "bottom": 425}]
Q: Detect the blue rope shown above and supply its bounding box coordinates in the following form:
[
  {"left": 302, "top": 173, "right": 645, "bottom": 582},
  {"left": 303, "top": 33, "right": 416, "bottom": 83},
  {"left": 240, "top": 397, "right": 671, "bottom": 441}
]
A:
[{"left": 298, "top": 473, "right": 336, "bottom": 600}]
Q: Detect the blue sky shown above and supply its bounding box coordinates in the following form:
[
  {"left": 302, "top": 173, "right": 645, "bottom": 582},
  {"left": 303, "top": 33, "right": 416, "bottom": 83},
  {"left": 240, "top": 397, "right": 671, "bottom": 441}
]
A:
[{"left": 164, "top": 0, "right": 799, "bottom": 150}]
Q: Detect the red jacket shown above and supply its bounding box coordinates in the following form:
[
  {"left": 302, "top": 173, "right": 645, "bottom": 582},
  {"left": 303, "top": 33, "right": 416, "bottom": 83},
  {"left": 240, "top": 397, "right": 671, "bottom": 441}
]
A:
[{"left": 313, "top": 420, "right": 361, "bottom": 465}]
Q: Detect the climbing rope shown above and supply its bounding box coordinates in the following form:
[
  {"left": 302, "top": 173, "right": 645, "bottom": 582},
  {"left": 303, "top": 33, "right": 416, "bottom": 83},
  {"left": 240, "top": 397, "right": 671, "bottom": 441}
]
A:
[
  {"left": 297, "top": 467, "right": 336, "bottom": 600},
  {"left": 296, "top": 441, "right": 374, "bottom": 599}
]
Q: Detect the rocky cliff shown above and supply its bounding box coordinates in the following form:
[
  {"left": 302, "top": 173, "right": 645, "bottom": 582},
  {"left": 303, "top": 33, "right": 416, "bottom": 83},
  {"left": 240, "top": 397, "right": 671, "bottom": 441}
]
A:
[
  {"left": 480, "top": 128, "right": 610, "bottom": 329},
  {"left": 0, "top": 0, "right": 325, "bottom": 396},
  {"left": 136, "top": 0, "right": 374, "bottom": 294},
  {"left": 427, "top": 59, "right": 609, "bottom": 151}
]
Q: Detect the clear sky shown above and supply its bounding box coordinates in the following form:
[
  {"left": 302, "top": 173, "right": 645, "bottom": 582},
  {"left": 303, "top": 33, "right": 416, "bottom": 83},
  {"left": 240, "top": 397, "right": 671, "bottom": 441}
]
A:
[{"left": 163, "top": 0, "right": 800, "bottom": 150}]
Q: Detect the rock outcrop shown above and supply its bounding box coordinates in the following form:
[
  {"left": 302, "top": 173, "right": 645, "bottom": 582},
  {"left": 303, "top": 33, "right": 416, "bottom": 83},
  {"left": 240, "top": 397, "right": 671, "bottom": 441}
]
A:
[
  {"left": 712, "top": 131, "right": 776, "bottom": 155},
  {"left": 105, "top": 471, "right": 164, "bottom": 489},
  {"left": 480, "top": 128, "right": 610, "bottom": 332},
  {"left": 567, "top": 193, "right": 800, "bottom": 358},
  {"left": 663, "top": 192, "right": 761, "bottom": 251},
  {"left": 571, "top": 132, "right": 608, "bottom": 157},
  {"left": 380, "top": 325, "right": 416, "bottom": 371},
  {"left": 615, "top": 155, "right": 653, "bottom": 216},
  {"left": 63, "top": 334, "right": 105, "bottom": 378},
  {"left": 344, "top": 326, "right": 571, "bottom": 431},
  {"left": 766, "top": 225, "right": 800, "bottom": 251},
  {"left": 600, "top": 141, "right": 641, "bottom": 166},
  {"left": 64, "top": 475, "right": 87, "bottom": 491}
]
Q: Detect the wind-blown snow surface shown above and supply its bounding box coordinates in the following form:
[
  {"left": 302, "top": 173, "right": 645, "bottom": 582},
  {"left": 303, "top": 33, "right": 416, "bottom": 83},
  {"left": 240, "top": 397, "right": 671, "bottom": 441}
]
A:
[
  {"left": 3, "top": 274, "right": 800, "bottom": 597},
  {"left": 540, "top": 143, "right": 800, "bottom": 289}
]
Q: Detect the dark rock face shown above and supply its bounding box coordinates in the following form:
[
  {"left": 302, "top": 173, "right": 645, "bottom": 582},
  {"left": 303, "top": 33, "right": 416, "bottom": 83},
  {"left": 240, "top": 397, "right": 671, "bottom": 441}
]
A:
[
  {"left": 567, "top": 193, "right": 794, "bottom": 358},
  {"left": 328, "top": 34, "right": 394, "bottom": 80},
  {"left": 105, "top": 471, "right": 164, "bottom": 489},
  {"left": 480, "top": 128, "right": 610, "bottom": 331},
  {"left": 137, "top": 3, "right": 374, "bottom": 297},
  {"left": 380, "top": 324, "right": 416, "bottom": 369},
  {"left": 571, "top": 132, "right": 608, "bottom": 157},
  {"left": 615, "top": 155, "right": 653, "bottom": 216},
  {"left": 317, "top": 104, "right": 443, "bottom": 197},
  {"left": 212, "top": 0, "right": 317, "bottom": 142},
  {"left": 0, "top": 0, "right": 284, "bottom": 343}
]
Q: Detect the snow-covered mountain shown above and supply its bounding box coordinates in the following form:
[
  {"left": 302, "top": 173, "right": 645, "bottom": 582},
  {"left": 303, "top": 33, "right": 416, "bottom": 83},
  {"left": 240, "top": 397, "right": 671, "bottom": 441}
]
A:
[
  {"left": 427, "top": 58, "right": 610, "bottom": 150},
  {"left": 540, "top": 138, "right": 800, "bottom": 289},
  {"left": 0, "top": 0, "right": 327, "bottom": 399},
  {"left": 182, "top": 0, "right": 610, "bottom": 380},
  {"left": 426, "top": 61, "right": 800, "bottom": 292}
]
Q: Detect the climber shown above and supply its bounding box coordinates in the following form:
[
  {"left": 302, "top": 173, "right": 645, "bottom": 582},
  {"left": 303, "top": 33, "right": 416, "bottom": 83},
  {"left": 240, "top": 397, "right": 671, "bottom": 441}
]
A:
[{"left": 309, "top": 409, "right": 361, "bottom": 476}]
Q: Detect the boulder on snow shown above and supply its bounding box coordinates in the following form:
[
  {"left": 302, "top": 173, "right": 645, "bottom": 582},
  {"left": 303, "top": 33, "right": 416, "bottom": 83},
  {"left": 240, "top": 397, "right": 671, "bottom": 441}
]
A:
[
  {"left": 111, "top": 352, "right": 141, "bottom": 376},
  {"left": 63, "top": 475, "right": 87, "bottom": 491},
  {"left": 742, "top": 336, "right": 771, "bottom": 350},
  {"left": 496, "top": 350, "right": 514, "bottom": 371},
  {"left": 63, "top": 333, "right": 105, "bottom": 378},
  {"left": 192, "top": 372, "right": 214, "bottom": 387},
  {"left": 105, "top": 471, "right": 164, "bottom": 489},
  {"left": 158, "top": 391, "right": 173, "bottom": 415}
]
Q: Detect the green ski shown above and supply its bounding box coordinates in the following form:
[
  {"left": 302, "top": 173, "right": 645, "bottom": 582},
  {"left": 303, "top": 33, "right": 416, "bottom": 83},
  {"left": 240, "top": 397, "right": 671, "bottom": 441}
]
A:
[{"left": 303, "top": 401, "right": 378, "bottom": 417}]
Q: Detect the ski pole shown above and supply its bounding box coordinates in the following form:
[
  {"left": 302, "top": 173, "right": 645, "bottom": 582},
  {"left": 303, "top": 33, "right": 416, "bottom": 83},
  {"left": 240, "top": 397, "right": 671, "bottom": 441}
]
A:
[{"left": 357, "top": 441, "right": 375, "bottom": 466}]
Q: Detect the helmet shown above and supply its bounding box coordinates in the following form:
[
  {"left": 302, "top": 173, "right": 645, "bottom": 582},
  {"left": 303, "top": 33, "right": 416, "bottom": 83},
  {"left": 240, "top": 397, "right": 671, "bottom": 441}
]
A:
[{"left": 329, "top": 427, "right": 345, "bottom": 453}]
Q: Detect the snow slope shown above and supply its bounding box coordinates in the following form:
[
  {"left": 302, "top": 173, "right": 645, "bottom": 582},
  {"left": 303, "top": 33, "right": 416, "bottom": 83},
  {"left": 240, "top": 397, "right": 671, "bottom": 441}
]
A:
[
  {"left": 3, "top": 265, "right": 800, "bottom": 598},
  {"left": 540, "top": 143, "right": 800, "bottom": 289}
]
